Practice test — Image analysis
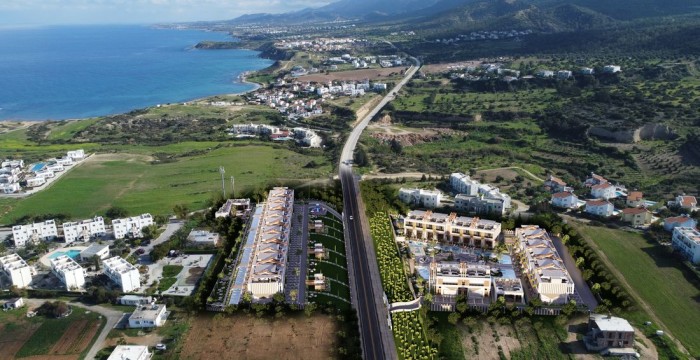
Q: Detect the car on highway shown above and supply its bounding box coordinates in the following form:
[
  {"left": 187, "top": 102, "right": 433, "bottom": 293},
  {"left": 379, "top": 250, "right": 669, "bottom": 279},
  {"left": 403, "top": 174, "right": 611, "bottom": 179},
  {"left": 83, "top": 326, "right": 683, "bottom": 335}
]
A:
[{"left": 349, "top": 215, "right": 354, "bottom": 220}]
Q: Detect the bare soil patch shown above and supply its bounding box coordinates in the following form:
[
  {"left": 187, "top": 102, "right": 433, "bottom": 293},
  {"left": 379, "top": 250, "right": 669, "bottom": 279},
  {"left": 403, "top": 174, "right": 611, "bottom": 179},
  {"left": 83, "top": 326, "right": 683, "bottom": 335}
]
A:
[
  {"left": 181, "top": 314, "right": 338, "bottom": 360},
  {"left": 422, "top": 61, "right": 482, "bottom": 74},
  {"left": 0, "top": 322, "right": 41, "bottom": 360},
  {"left": 462, "top": 323, "right": 522, "bottom": 359},
  {"left": 49, "top": 319, "right": 100, "bottom": 356},
  {"left": 298, "top": 67, "right": 408, "bottom": 83},
  {"left": 105, "top": 333, "right": 164, "bottom": 347}
]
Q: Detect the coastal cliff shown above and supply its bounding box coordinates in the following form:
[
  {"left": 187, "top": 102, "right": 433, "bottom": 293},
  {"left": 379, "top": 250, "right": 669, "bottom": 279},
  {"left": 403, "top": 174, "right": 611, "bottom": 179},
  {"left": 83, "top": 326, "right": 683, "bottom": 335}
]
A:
[{"left": 194, "top": 41, "right": 238, "bottom": 49}]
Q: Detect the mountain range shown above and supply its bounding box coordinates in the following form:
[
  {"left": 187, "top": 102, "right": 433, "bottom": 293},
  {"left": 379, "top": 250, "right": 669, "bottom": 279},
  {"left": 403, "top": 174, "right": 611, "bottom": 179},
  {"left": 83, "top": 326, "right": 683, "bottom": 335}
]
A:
[{"left": 226, "top": 0, "right": 700, "bottom": 33}]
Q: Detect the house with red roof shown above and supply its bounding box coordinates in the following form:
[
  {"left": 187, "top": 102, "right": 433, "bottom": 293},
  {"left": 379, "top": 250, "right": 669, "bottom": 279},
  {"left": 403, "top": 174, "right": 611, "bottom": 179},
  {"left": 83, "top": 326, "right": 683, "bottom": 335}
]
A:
[
  {"left": 585, "top": 200, "right": 614, "bottom": 217},
  {"left": 663, "top": 216, "right": 697, "bottom": 232},
  {"left": 625, "top": 191, "right": 644, "bottom": 208},
  {"left": 551, "top": 192, "right": 579, "bottom": 209},
  {"left": 621, "top": 208, "right": 652, "bottom": 227}
]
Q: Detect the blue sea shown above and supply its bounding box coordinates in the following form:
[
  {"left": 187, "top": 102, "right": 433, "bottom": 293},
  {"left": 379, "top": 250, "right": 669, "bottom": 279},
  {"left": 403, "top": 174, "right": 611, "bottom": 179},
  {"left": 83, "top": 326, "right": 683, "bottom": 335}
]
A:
[{"left": 0, "top": 25, "right": 273, "bottom": 121}]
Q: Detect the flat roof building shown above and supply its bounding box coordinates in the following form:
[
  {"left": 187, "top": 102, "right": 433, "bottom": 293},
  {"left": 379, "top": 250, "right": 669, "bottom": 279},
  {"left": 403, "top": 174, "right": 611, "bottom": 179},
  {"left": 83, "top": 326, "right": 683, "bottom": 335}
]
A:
[
  {"left": 585, "top": 314, "right": 635, "bottom": 352},
  {"left": 0, "top": 253, "right": 34, "bottom": 289},
  {"left": 399, "top": 188, "right": 442, "bottom": 209},
  {"left": 50, "top": 255, "right": 86, "bottom": 291},
  {"left": 79, "top": 243, "right": 110, "bottom": 262},
  {"left": 429, "top": 261, "right": 492, "bottom": 298},
  {"left": 12, "top": 220, "right": 58, "bottom": 248},
  {"left": 187, "top": 230, "right": 220, "bottom": 247},
  {"left": 403, "top": 210, "right": 501, "bottom": 249},
  {"left": 129, "top": 304, "right": 167, "bottom": 328},
  {"left": 62, "top": 217, "right": 106, "bottom": 243},
  {"left": 672, "top": 227, "right": 700, "bottom": 264},
  {"left": 103, "top": 256, "right": 141, "bottom": 293},
  {"left": 515, "top": 225, "right": 574, "bottom": 304},
  {"left": 113, "top": 213, "right": 154, "bottom": 239},
  {"left": 107, "top": 345, "right": 152, "bottom": 360},
  {"left": 215, "top": 198, "right": 252, "bottom": 218},
  {"left": 492, "top": 277, "right": 525, "bottom": 304}
]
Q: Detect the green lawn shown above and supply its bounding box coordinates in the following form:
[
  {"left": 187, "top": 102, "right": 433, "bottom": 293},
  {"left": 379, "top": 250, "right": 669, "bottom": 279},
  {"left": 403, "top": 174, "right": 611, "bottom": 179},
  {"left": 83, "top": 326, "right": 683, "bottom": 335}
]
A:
[
  {"left": 0, "top": 145, "right": 332, "bottom": 225},
  {"left": 576, "top": 225, "right": 700, "bottom": 357},
  {"left": 158, "top": 277, "right": 178, "bottom": 292},
  {"left": 162, "top": 265, "right": 183, "bottom": 278}
]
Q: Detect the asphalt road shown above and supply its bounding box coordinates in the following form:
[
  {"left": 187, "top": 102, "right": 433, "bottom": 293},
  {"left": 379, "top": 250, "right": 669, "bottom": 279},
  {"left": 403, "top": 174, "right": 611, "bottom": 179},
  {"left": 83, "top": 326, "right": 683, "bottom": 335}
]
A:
[{"left": 339, "top": 57, "right": 420, "bottom": 360}]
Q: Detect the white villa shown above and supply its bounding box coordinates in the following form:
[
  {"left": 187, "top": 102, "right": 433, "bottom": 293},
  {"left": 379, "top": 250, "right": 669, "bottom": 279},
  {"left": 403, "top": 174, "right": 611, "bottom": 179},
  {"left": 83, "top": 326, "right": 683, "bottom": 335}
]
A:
[
  {"left": 585, "top": 200, "right": 614, "bottom": 218},
  {"left": 551, "top": 192, "right": 579, "bottom": 209},
  {"left": 62, "top": 216, "right": 106, "bottom": 243},
  {"left": 103, "top": 256, "right": 141, "bottom": 293},
  {"left": 66, "top": 149, "right": 86, "bottom": 160},
  {"left": 0, "top": 253, "right": 34, "bottom": 289},
  {"left": 12, "top": 220, "right": 59, "bottom": 248},
  {"left": 398, "top": 188, "right": 442, "bottom": 208},
  {"left": 403, "top": 210, "right": 501, "bottom": 249},
  {"left": 590, "top": 183, "right": 616, "bottom": 200},
  {"left": 129, "top": 304, "right": 168, "bottom": 328},
  {"left": 113, "top": 214, "right": 154, "bottom": 239},
  {"left": 50, "top": 255, "right": 86, "bottom": 291},
  {"left": 515, "top": 226, "right": 574, "bottom": 304},
  {"left": 672, "top": 227, "right": 700, "bottom": 264}
]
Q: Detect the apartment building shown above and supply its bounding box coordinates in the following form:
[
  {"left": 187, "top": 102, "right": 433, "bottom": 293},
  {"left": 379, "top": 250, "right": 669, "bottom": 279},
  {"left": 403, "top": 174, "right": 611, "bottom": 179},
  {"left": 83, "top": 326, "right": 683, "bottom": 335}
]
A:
[
  {"left": 50, "top": 255, "right": 86, "bottom": 291},
  {"left": 0, "top": 253, "right": 34, "bottom": 289},
  {"left": 515, "top": 226, "right": 574, "bottom": 304},
  {"left": 451, "top": 173, "right": 511, "bottom": 215},
  {"left": 403, "top": 210, "right": 501, "bottom": 249},
  {"left": 398, "top": 188, "right": 442, "bottom": 208},
  {"left": 429, "top": 261, "right": 492, "bottom": 298},
  {"left": 103, "top": 256, "right": 141, "bottom": 293},
  {"left": 62, "top": 216, "right": 106, "bottom": 243},
  {"left": 671, "top": 227, "right": 700, "bottom": 264},
  {"left": 112, "top": 214, "right": 154, "bottom": 239},
  {"left": 492, "top": 277, "right": 526, "bottom": 304},
  {"left": 12, "top": 220, "right": 58, "bottom": 248},
  {"left": 247, "top": 187, "right": 294, "bottom": 300}
]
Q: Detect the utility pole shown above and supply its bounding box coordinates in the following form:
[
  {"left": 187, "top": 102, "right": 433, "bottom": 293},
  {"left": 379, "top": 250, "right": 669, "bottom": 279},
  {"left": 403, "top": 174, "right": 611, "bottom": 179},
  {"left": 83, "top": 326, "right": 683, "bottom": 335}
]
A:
[
  {"left": 219, "top": 166, "right": 226, "bottom": 199},
  {"left": 230, "top": 176, "right": 235, "bottom": 198}
]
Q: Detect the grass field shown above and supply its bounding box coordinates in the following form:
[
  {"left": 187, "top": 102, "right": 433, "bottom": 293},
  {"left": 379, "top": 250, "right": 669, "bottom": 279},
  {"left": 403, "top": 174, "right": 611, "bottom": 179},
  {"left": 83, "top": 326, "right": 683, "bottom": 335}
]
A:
[
  {"left": 0, "top": 145, "right": 332, "bottom": 225},
  {"left": 574, "top": 224, "right": 700, "bottom": 357}
]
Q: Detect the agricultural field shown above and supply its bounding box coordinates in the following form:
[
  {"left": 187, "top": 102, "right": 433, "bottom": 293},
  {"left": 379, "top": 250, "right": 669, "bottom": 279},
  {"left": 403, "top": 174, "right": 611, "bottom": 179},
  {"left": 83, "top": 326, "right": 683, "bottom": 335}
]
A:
[
  {"left": 573, "top": 224, "right": 700, "bottom": 358},
  {"left": 0, "top": 145, "right": 333, "bottom": 225},
  {"left": 0, "top": 306, "right": 104, "bottom": 360},
  {"left": 368, "top": 213, "right": 437, "bottom": 359},
  {"left": 179, "top": 313, "right": 339, "bottom": 360}
]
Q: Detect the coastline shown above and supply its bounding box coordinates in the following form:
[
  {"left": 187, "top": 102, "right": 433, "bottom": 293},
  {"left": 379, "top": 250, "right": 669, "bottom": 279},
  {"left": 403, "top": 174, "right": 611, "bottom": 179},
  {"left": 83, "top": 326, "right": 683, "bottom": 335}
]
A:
[{"left": 0, "top": 25, "right": 277, "bottom": 124}]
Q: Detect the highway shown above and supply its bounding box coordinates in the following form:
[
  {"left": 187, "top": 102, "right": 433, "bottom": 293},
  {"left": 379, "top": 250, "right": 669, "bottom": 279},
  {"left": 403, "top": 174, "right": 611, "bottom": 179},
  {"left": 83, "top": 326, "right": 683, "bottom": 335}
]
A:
[{"left": 339, "top": 57, "right": 420, "bottom": 360}]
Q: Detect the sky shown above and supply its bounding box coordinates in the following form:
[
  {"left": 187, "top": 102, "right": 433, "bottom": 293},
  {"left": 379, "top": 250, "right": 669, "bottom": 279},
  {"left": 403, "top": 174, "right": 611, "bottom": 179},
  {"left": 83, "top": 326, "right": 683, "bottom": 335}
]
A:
[{"left": 0, "top": 0, "right": 337, "bottom": 26}]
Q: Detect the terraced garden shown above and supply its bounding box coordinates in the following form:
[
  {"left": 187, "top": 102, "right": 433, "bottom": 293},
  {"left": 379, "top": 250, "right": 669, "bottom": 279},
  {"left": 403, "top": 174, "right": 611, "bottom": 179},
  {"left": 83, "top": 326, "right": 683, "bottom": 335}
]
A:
[
  {"left": 369, "top": 212, "right": 436, "bottom": 359},
  {"left": 307, "top": 213, "right": 351, "bottom": 311}
]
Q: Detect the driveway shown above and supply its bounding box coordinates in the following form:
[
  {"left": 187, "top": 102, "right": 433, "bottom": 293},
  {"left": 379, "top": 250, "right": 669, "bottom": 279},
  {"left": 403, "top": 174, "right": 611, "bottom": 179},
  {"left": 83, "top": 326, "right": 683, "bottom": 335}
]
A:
[
  {"left": 136, "top": 220, "right": 184, "bottom": 263},
  {"left": 550, "top": 235, "right": 598, "bottom": 310}
]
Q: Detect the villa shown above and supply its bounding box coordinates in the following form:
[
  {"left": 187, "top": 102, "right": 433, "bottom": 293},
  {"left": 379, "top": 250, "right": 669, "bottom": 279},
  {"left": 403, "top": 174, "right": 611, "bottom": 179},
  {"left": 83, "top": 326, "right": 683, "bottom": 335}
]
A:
[
  {"left": 129, "top": 304, "right": 168, "bottom": 328},
  {"left": 551, "top": 192, "right": 579, "bottom": 209},
  {"left": 585, "top": 200, "right": 614, "bottom": 218},
  {"left": 663, "top": 216, "right": 697, "bottom": 232},
  {"left": 621, "top": 208, "right": 652, "bottom": 227}
]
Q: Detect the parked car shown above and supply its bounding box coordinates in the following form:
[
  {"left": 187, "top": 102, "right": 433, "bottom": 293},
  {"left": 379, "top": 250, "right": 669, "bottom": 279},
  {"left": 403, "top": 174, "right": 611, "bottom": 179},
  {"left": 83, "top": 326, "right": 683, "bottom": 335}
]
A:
[
  {"left": 155, "top": 343, "right": 167, "bottom": 351},
  {"left": 136, "top": 248, "right": 145, "bottom": 255}
]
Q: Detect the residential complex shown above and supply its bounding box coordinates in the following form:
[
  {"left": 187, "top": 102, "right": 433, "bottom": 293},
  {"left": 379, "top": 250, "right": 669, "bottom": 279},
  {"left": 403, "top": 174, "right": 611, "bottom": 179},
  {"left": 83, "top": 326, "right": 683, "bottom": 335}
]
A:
[
  {"left": 492, "top": 277, "right": 526, "bottom": 304},
  {"left": 450, "top": 172, "right": 511, "bottom": 215},
  {"left": 243, "top": 187, "right": 295, "bottom": 300},
  {"left": 50, "top": 255, "right": 86, "bottom": 291},
  {"left": 0, "top": 253, "right": 34, "bottom": 289},
  {"left": 12, "top": 220, "right": 59, "bottom": 248},
  {"left": 62, "top": 216, "right": 106, "bottom": 243},
  {"left": 129, "top": 304, "right": 168, "bottom": 328},
  {"left": 398, "top": 188, "right": 442, "bottom": 208},
  {"left": 215, "top": 198, "right": 251, "bottom": 218},
  {"left": 103, "top": 256, "right": 141, "bottom": 293},
  {"left": 671, "top": 227, "right": 700, "bottom": 264},
  {"left": 515, "top": 226, "right": 574, "bottom": 304},
  {"left": 429, "top": 261, "right": 492, "bottom": 298},
  {"left": 585, "top": 314, "right": 635, "bottom": 352},
  {"left": 403, "top": 210, "right": 501, "bottom": 249},
  {"left": 113, "top": 213, "right": 154, "bottom": 239}
]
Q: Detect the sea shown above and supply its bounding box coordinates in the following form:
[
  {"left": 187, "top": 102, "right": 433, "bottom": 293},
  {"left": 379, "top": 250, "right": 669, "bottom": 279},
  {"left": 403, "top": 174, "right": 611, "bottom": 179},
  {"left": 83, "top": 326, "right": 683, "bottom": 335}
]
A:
[{"left": 0, "top": 25, "right": 273, "bottom": 121}]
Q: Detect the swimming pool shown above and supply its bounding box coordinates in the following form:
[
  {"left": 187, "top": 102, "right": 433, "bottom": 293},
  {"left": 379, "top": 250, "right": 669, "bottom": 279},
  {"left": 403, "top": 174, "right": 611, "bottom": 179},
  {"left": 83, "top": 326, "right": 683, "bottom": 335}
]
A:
[
  {"left": 499, "top": 255, "right": 512, "bottom": 265},
  {"left": 48, "top": 249, "right": 82, "bottom": 260}
]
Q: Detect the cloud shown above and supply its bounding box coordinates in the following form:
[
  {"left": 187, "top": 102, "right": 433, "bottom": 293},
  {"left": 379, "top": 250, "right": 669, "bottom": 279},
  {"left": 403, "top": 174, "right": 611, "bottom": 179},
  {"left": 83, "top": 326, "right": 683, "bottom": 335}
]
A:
[{"left": 0, "top": 0, "right": 337, "bottom": 25}]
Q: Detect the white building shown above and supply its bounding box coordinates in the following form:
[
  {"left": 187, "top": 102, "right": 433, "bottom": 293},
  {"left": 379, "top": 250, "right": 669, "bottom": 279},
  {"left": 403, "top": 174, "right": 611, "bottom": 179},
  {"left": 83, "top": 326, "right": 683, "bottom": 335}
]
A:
[
  {"left": 66, "top": 149, "right": 86, "bottom": 160},
  {"left": 113, "top": 214, "right": 154, "bottom": 239},
  {"left": 398, "top": 188, "right": 442, "bottom": 208},
  {"left": 62, "top": 216, "right": 106, "bottom": 243},
  {"left": 215, "top": 198, "right": 251, "bottom": 218},
  {"left": 247, "top": 187, "right": 294, "bottom": 300},
  {"left": 450, "top": 173, "right": 511, "bottom": 215},
  {"left": 187, "top": 230, "right": 220, "bottom": 247},
  {"left": 590, "top": 183, "right": 616, "bottom": 200},
  {"left": 0, "top": 253, "right": 34, "bottom": 289},
  {"left": 671, "top": 227, "right": 700, "bottom": 264},
  {"left": 12, "top": 220, "right": 59, "bottom": 248},
  {"left": 557, "top": 70, "right": 573, "bottom": 79},
  {"left": 544, "top": 175, "right": 569, "bottom": 193},
  {"left": 603, "top": 65, "right": 621, "bottom": 74},
  {"left": 669, "top": 195, "right": 698, "bottom": 212},
  {"left": 492, "top": 278, "right": 526, "bottom": 304},
  {"left": 25, "top": 177, "right": 46, "bottom": 188},
  {"left": 129, "top": 304, "right": 168, "bottom": 328},
  {"left": 580, "top": 67, "right": 594, "bottom": 75},
  {"left": 107, "top": 346, "right": 152, "bottom": 360},
  {"left": 551, "top": 192, "right": 579, "bottom": 209},
  {"left": 292, "top": 127, "right": 323, "bottom": 148},
  {"left": 403, "top": 210, "right": 501, "bottom": 249},
  {"left": 103, "top": 256, "right": 141, "bottom": 293},
  {"left": 118, "top": 295, "right": 153, "bottom": 306},
  {"left": 429, "top": 261, "right": 492, "bottom": 298},
  {"left": 1, "top": 183, "right": 21, "bottom": 194},
  {"left": 515, "top": 226, "right": 574, "bottom": 304},
  {"left": 585, "top": 200, "right": 614, "bottom": 217},
  {"left": 79, "top": 243, "right": 110, "bottom": 262},
  {"left": 50, "top": 255, "right": 86, "bottom": 291}
]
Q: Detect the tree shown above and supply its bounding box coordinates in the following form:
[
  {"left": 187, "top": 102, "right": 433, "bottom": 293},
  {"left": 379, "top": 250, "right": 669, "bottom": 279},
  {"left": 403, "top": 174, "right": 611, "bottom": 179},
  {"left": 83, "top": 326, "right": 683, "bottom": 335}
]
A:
[
  {"left": 304, "top": 302, "right": 317, "bottom": 317},
  {"left": 9, "top": 285, "right": 27, "bottom": 298},
  {"left": 0, "top": 242, "right": 7, "bottom": 256},
  {"left": 142, "top": 225, "right": 159, "bottom": 240},
  {"left": 93, "top": 256, "right": 100, "bottom": 271},
  {"left": 105, "top": 206, "right": 128, "bottom": 219},
  {"left": 354, "top": 147, "right": 369, "bottom": 167},
  {"left": 272, "top": 292, "right": 285, "bottom": 304},
  {"left": 173, "top": 204, "right": 189, "bottom": 219},
  {"left": 447, "top": 312, "right": 460, "bottom": 325},
  {"left": 576, "top": 257, "right": 585, "bottom": 269}
]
